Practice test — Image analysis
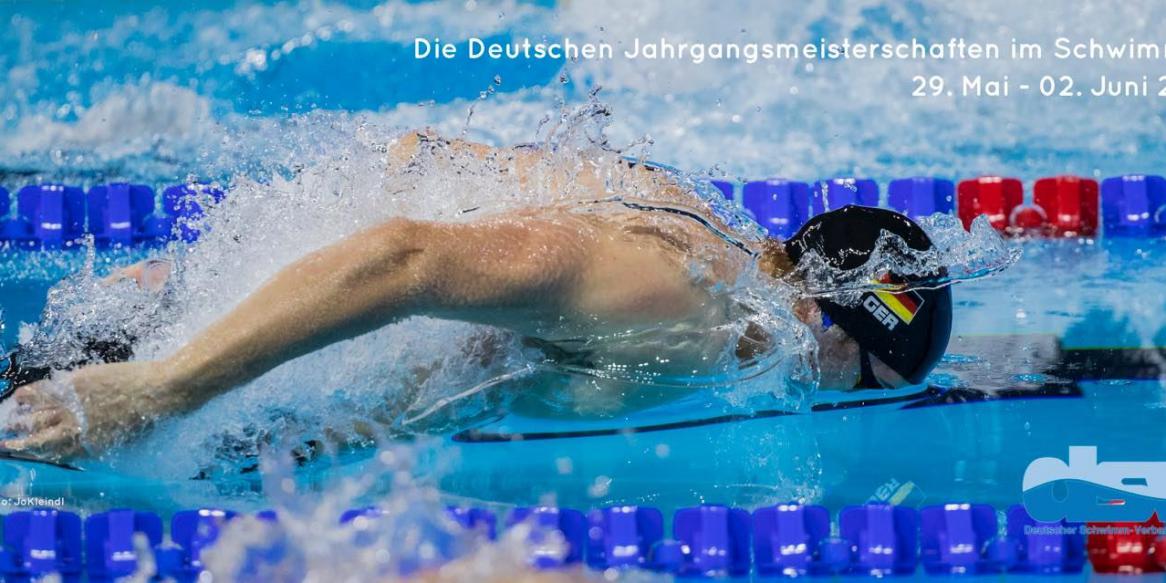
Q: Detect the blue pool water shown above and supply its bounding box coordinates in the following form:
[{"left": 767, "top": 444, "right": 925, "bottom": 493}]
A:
[
  {"left": 4, "top": 238, "right": 1165, "bottom": 511},
  {"left": 2, "top": 0, "right": 1166, "bottom": 579}
]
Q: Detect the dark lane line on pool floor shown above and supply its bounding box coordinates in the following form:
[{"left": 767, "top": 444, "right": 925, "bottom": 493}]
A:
[
  {"left": 455, "top": 336, "right": 1166, "bottom": 443},
  {"left": 452, "top": 384, "right": 1087, "bottom": 443}
]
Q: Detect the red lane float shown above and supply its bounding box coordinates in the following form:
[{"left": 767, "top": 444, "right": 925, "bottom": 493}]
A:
[
  {"left": 1086, "top": 514, "right": 1165, "bottom": 574},
  {"left": 956, "top": 175, "right": 1101, "bottom": 237},
  {"left": 1033, "top": 175, "right": 1099, "bottom": 237},
  {"left": 956, "top": 176, "right": 1023, "bottom": 232},
  {"left": 1010, "top": 206, "right": 1046, "bottom": 235}
]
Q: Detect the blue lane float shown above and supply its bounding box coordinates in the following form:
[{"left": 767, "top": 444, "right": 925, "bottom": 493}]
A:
[
  {"left": 5, "top": 185, "right": 87, "bottom": 249},
  {"left": 1005, "top": 504, "right": 1086, "bottom": 574},
  {"left": 839, "top": 503, "right": 919, "bottom": 576},
  {"left": 0, "top": 508, "right": 83, "bottom": 580},
  {"left": 741, "top": 178, "right": 811, "bottom": 238},
  {"left": 338, "top": 505, "right": 383, "bottom": 524},
  {"left": 812, "top": 178, "right": 879, "bottom": 215},
  {"left": 0, "top": 182, "right": 225, "bottom": 249},
  {"left": 507, "top": 506, "right": 587, "bottom": 569},
  {"left": 154, "top": 509, "right": 237, "bottom": 582},
  {"left": 86, "top": 184, "right": 160, "bottom": 248},
  {"left": 85, "top": 509, "right": 163, "bottom": 580},
  {"left": 163, "top": 183, "right": 226, "bottom": 243},
  {"left": 752, "top": 503, "right": 833, "bottom": 577},
  {"left": 0, "top": 502, "right": 1100, "bottom": 579},
  {"left": 446, "top": 506, "right": 498, "bottom": 540},
  {"left": 888, "top": 177, "right": 955, "bottom": 220},
  {"left": 0, "top": 187, "right": 8, "bottom": 239},
  {"left": 670, "top": 504, "right": 752, "bottom": 578},
  {"left": 1101, "top": 174, "right": 1166, "bottom": 237},
  {"left": 585, "top": 506, "right": 663, "bottom": 571},
  {"left": 919, "top": 503, "right": 999, "bottom": 575},
  {"left": 709, "top": 179, "right": 734, "bottom": 202}
]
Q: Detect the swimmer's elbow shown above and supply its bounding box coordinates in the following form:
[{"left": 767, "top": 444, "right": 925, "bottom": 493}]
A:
[
  {"left": 372, "top": 216, "right": 433, "bottom": 271},
  {"left": 331, "top": 218, "right": 435, "bottom": 305},
  {"left": 366, "top": 217, "right": 426, "bottom": 251}
]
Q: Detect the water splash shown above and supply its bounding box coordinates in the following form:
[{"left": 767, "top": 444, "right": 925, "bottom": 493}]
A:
[
  {"left": 10, "top": 252, "right": 173, "bottom": 371},
  {"left": 190, "top": 440, "right": 669, "bottom": 582},
  {"left": 108, "top": 102, "right": 814, "bottom": 476},
  {"left": 786, "top": 211, "right": 1020, "bottom": 310},
  {"left": 6, "top": 0, "right": 1166, "bottom": 180}
]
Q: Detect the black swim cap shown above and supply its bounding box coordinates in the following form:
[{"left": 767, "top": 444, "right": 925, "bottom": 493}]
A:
[{"left": 783, "top": 206, "right": 952, "bottom": 385}]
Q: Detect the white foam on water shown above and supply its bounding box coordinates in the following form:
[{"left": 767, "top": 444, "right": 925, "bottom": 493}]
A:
[
  {"left": 106, "top": 441, "right": 670, "bottom": 582},
  {"left": 5, "top": 0, "right": 1166, "bottom": 186},
  {"left": 3, "top": 84, "right": 216, "bottom": 160}
]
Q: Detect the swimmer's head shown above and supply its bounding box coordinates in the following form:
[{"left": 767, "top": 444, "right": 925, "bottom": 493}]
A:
[{"left": 780, "top": 206, "right": 953, "bottom": 388}]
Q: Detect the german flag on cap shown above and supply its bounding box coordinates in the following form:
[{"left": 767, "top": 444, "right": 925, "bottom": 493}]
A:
[{"left": 873, "top": 274, "right": 924, "bottom": 325}]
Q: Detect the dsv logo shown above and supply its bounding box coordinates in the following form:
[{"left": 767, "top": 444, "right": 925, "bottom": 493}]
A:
[{"left": 1024, "top": 446, "right": 1166, "bottom": 523}]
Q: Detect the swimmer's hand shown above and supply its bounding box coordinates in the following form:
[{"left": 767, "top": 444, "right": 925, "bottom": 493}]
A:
[
  {"left": 1, "top": 362, "right": 179, "bottom": 459},
  {"left": 102, "top": 259, "right": 173, "bottom": 292}
]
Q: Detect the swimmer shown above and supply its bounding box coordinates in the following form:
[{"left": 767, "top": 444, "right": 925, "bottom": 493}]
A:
[{"left": 1, "top": 131, "right": 951, "bottom": 458}]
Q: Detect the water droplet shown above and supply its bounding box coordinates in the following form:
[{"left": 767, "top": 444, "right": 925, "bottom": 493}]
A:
[
  {"left": 555, "top": 457, "right": 574, "bottom": 475},
  {"left": 588, "top": 475, "right": 613, "bottom": 498}
]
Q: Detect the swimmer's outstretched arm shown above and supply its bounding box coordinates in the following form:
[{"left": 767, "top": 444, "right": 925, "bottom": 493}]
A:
[
  {"left": 4, "top": 130, "right": 713, "bottom": 457},
  {"left": 1, "top": 215, "right": 627, "bottom": 455},
  {"left": 164, "top": 216, "right": 590, "bottom": 402}
]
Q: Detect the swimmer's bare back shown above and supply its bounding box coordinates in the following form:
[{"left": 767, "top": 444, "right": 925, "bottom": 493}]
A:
[{"left": 2, "top": 131, "right": 749, "bottom": 458}]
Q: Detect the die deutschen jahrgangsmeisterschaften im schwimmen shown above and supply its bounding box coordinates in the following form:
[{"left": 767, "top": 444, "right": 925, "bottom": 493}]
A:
[{"left": 414, "top": 36, "right": 1166, "bottom": 64}]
